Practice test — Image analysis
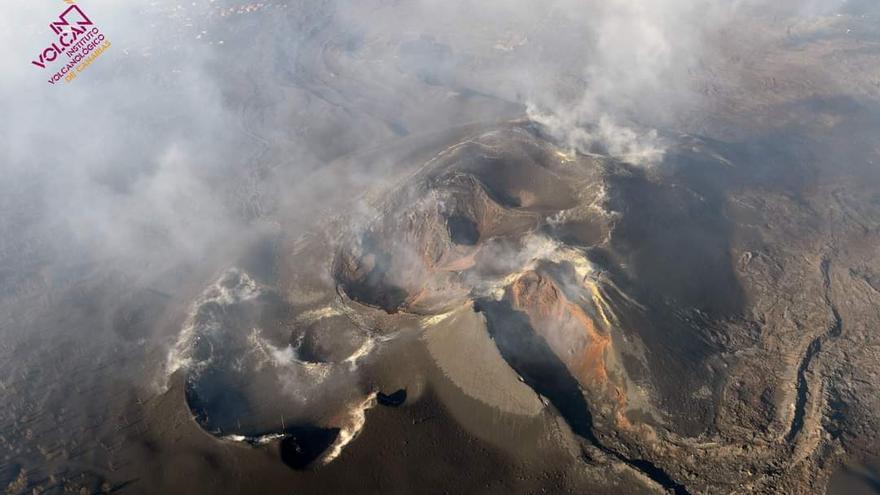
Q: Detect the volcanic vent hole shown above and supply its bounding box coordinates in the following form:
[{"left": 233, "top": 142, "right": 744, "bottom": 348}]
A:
[{"left": 446, "top": 214, "right": 480, "bottom": 245}]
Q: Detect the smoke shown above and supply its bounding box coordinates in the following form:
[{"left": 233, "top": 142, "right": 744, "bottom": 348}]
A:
[
  {"left": 522, "top": 0, "right": 700, "bottom": 165},
  {"left": 0, "top": 1, "right": 857, "bottom": 395},
  {"left": 2, "top": 2, "right": 266, "bottom": 289},
  {"left": 1, "top": 0, "right": 855, "bottom": 289}
]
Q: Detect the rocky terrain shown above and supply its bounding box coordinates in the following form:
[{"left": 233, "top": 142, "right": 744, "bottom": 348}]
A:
[{"left": 2, "top": 1, "right": 880, "bottom": 494}]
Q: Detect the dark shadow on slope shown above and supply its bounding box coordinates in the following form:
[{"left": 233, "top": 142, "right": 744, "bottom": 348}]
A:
[
  {"left": 474, "top": 298, "right": 690, "bottom": 495},
  {"left": 474, "top": 298, "right": 595, "bottom": 440}
]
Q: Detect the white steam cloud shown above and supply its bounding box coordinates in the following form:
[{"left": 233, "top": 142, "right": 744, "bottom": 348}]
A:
[{"left": 0, "top": 0, "right": 854, "bottom": 288}]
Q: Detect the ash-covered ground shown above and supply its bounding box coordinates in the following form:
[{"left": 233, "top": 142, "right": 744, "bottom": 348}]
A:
[{"left": 3, "top": 1, "right": 880, "bottom": 494}]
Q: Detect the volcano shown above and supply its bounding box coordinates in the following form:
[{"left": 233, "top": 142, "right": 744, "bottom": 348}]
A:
[{"left": 160, "top": 119, "right": 880, "bottom": 493}]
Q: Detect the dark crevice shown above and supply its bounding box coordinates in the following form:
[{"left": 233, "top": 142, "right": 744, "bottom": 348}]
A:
[
  {"left": 821, "top": 257, "right": 843, "bottom": 338},
  {"left": 627, "top": 459, "right": 690, "bottom": 495},
  {"left": 786, "top": 336, "right": 822, "bottom": 443},
  {"left": 787, "top": 256, "right": 844, "bottom": 443}
]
